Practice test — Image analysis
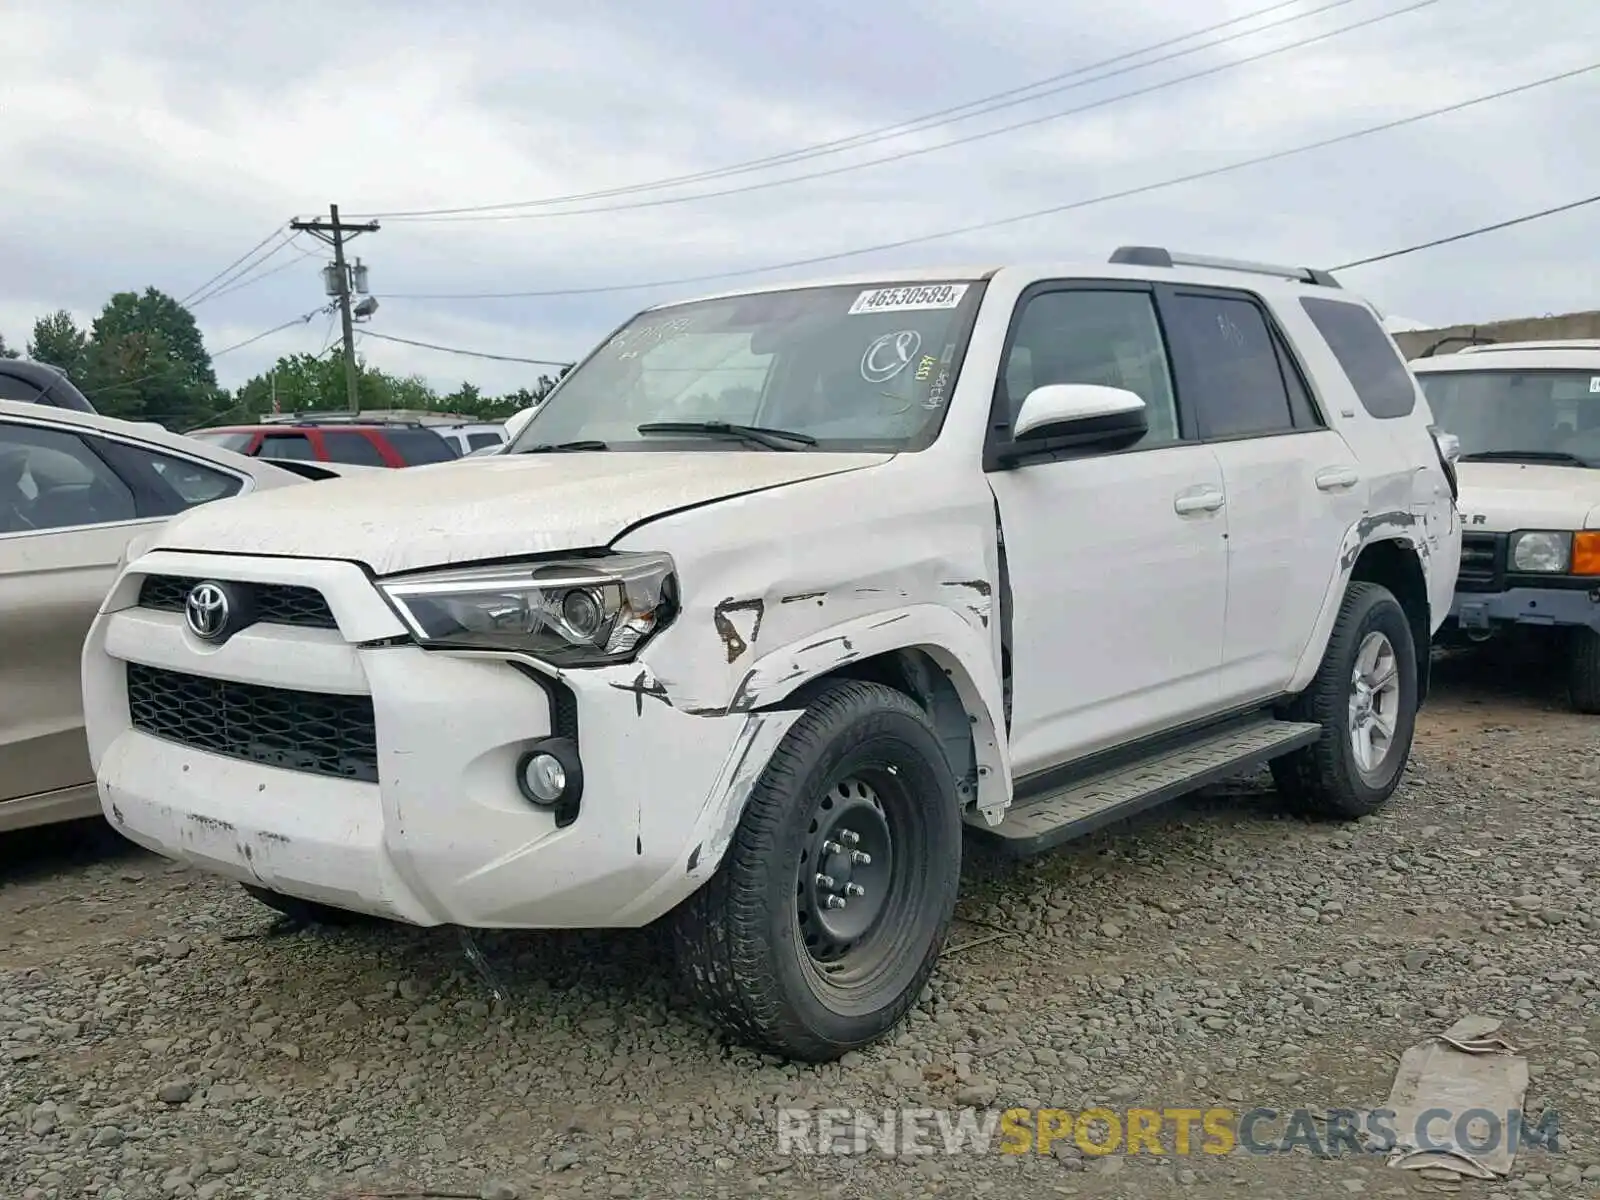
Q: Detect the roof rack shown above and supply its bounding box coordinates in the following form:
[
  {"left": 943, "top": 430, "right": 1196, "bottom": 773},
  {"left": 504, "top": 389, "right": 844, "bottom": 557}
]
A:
[
  {"left": 1456, "top": 339, "right": 1600, "bottom": 354},
  {"left": 257, "top": 411, "right": 431, "bottom": 428},
  {"left": 1109, "top": 246, "right": 1341, "bottom": 288}
]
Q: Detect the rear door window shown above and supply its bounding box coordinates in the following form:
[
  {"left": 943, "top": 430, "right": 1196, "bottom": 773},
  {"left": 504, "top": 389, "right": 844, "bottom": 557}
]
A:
[
  {"left": 382, "top": 428, "right": 458, "bottom": 464},
  {"left": 320, "top": 431, "right": 388, "bottom": 466},
  {"left": 258, "top": 433, "right": 319, "bottom": 461}
]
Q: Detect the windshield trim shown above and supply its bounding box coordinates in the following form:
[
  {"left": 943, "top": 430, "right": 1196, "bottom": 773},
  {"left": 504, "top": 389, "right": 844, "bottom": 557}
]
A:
[{"left": 505, "top": 277, "right": 991, "bottom": 455}]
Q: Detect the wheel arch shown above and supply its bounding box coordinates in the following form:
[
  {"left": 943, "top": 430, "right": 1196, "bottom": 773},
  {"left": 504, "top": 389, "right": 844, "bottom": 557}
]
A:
[
  {"left": 1289, "top": 529, "right": 1432, "bottom": 702},
  {"left": 734, "top": 604, "right": 1010, "bottom": 820}
]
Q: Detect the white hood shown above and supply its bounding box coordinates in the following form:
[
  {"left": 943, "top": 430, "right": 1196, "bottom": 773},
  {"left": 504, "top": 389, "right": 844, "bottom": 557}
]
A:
[
  {"left": 1456, "top": 461, "right": 1600, "bottom": 531},
  {"left": 152, "top": 450, "right": 891, "bottom": 574}
]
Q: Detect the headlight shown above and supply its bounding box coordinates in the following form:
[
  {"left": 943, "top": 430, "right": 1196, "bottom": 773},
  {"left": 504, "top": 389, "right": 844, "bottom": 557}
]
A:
[
  {"left": 378, "top": 552, "right": 677, "bottom": 665},
  {"left": 1509, "top": 531, "right": 1571, "bottom": 573}
]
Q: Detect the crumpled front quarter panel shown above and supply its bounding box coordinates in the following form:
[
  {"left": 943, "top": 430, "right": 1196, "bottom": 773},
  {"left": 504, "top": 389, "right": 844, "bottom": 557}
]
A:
[{"left": 613, "top": 455, "right": 1009, "bottom": 806}]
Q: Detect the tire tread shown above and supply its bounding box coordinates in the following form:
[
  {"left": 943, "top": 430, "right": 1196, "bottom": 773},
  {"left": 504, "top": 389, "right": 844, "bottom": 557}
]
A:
[{"left": 671, "top": 680, "right": 956, "bottom": 1061}]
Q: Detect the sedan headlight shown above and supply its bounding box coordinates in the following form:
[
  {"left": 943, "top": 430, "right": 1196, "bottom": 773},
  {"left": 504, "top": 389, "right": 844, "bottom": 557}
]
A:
[
  {"left": 1509, "top": 531, "right": 1571, "bottom": 573},
  {"left": 378, "top": 552, "right": 677, "bottom": 665}
]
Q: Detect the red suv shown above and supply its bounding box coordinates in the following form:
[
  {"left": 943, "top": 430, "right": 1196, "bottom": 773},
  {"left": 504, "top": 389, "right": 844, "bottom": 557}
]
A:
[{"left": 186, "top": 420, "right": 459, "bottom": 468}]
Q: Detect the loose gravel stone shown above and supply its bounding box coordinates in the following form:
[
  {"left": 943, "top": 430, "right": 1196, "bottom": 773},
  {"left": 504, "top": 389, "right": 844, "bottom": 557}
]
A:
[{"left": 1, "top": 653, "right": 1596, "bottom": 1198}]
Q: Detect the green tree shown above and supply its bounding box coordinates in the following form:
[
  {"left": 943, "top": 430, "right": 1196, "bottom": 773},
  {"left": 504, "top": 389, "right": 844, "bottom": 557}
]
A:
[
  {"left": 27, "top": 311, "right": 89, "bottom": 380},
  {"left": 84, "top": 288, "right": 219, "bottom": 425},
  {"left": 231, "top": 352, "right": 445, "bottom": 421},
  {"left": 0, "top": 333, "right": 18, "bottom": 359}
]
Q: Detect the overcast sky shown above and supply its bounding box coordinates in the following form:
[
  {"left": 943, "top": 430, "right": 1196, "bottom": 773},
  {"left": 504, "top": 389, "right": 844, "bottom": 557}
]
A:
[{"left": 2, "top": 0, "right": 1598, "bottom": 396}]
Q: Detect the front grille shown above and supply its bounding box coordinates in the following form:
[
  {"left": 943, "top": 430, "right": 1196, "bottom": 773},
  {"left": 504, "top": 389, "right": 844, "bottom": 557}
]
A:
[
  {"left": 1456, "top": 532, "right": 1506, "bottom": 592},
  {"left": 138, "top": 575, "right": 338, "bottom": 630},
  {"left": 126, "top": 663, "right": 378, "bottom": 783}
]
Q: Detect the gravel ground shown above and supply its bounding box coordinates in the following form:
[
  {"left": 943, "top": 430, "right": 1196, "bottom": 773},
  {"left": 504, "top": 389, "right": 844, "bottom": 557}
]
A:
[{"left": 3, "top": 649, "right": 1598, "bottom": 1200}]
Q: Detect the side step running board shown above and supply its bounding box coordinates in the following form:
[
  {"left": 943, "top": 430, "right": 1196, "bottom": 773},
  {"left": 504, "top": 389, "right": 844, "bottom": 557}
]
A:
[{"left": 971, "top": 718, "right": 1321, "bottom": 858}]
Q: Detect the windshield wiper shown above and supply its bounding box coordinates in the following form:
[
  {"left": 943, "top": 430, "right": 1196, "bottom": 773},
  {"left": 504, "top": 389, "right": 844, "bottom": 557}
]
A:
[
  {"left": 1458, "top": 449, "right": 1595, "bottom": 467},
  {"left": 516, "top": 439, "right": 609, "bottom": 453},
  {"left": 636, "top": 421, "right": 816, "bottom": 450}
]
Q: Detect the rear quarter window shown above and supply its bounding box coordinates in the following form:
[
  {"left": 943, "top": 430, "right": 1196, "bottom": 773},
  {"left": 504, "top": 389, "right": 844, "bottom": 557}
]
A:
[
  {"left": 1299, "top": 297, "right": 1417, "bottom": 419},
  {"left": 383, "top": 428, "right": 459, "bottom": 464}
]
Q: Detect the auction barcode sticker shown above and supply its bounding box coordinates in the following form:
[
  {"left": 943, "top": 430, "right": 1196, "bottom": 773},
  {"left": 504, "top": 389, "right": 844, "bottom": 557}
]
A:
[{"left": 849, "top": 283, "right": 969, "bottom": 315}]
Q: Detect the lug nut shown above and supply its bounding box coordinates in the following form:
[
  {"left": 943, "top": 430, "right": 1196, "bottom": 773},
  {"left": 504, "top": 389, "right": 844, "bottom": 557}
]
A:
[
  {"left": 825, "top": 895, "right": 847, "bottom": 910},
  {"left": 850, "top": 850, "right": 872, "bottom": 865},
  {"left": 844, "top": 882, "right": 865, "bottom": 897},
  {"left": 815, "top": 873, "right": 835, "bottom": 889},
  {"left": 822, "top": 840, "right": 843, "bottom": 855},
  {"left": 839, "top": 829, "right": 860, "bottom": 846}
]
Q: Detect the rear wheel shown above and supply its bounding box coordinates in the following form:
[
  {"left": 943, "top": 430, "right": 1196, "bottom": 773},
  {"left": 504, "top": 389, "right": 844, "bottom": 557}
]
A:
[
  {"left": 1273, "top": 582, "right": 1419, "bottom": 818},
  {"left": 239, "top": 883, "right": 373, "bottom": 927},
  {"left": 1570, "top": 627, "right": 1600, "bottom": 714},
  {"left": 671, "top": 681, "right": 962, "bottom": 1062}
]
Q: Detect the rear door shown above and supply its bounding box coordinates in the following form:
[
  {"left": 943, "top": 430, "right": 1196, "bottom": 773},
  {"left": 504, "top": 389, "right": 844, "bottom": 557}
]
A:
[
  {"left": 0, "top": 418, "right": 249, "bottom": 808},
  {"left": 1156, "top": 284, "right": 1366, "bottom": 704}
]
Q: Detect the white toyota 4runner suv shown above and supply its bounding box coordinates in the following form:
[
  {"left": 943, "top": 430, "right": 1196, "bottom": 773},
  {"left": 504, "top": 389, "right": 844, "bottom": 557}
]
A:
[
  {"left": 83, "top": 248, "right": 1460, "bottom": 1061},
  {"left": 1410, "top": 340, "right": 1600, "bottom": 711}
]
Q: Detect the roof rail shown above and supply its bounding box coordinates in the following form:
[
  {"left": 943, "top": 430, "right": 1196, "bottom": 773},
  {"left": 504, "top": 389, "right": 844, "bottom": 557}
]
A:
[
  {"left": 1109, "top": 246, "right": 1341, "bottom": 288},
  {"left": 258, "top": 411, "right": 429, "bottom": 427},
  {"left": 1455, "top": 339, "right": 1600, "bottom": 354}
]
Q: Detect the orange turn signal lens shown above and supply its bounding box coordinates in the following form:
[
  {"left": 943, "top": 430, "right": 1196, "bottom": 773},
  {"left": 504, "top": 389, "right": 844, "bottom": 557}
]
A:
[{"left": 1574, "top": 531, "right": 1600, "bottom": 576}]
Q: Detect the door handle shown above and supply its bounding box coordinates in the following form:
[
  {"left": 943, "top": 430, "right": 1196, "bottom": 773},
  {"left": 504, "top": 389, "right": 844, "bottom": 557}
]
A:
[
  {"left": 1174, "top": 486, "right": 1225, "bottom": 515},
  {"left": 1315, "top": 466, "right": 1360, "bottom": 491}
]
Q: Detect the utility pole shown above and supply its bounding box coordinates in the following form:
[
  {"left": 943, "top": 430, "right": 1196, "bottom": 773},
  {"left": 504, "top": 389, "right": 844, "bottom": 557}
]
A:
[{"left": 289, "top": 204, "right": 378, "bottom": 414}]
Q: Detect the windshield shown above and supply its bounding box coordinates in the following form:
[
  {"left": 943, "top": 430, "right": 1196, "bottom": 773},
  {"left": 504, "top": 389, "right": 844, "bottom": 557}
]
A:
[
  {"left": 509, "top": 280, "right": 985, "bottom": 453},
  {"left": 1418, "top": 369, "right": 1600, "bottom": 466}
]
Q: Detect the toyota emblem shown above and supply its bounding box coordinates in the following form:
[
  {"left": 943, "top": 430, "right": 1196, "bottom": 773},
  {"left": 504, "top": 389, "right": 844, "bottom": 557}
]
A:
[{"left": 184, "top": 581, "right": 231, "bottom": 641}]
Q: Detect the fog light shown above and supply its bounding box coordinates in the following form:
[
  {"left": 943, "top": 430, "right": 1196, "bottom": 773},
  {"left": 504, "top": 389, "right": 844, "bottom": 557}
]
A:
[
  {"left": 515, "top": 737, "right": 583, "bottom": 810},
  {"left": 522, "top": 754, "right": 565, "bottom": 802}
]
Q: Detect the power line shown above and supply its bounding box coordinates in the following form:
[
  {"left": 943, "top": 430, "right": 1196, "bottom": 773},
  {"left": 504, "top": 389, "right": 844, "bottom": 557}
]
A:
[
  {"left": 374, "top": 0, "right": 1435, "bottom": 224},
  {"left": 356, "top": 329, "right": 573, "bottom": 367},
  {"left": 381, "top": 60, "right": 1600, "bottom": 302},
  {"left": 186, "top": 234, "right": 302, "bottom": 308},
  {"left": 1331, "top": 193, "right": 1600, "bottom": 269},
  {"left": 352, "top": 0, "right": 1345, "bottom": 220},
  {"left": 178, "top": 226, "right": 287, "bottom": 306},
  {"left": 192, "top": 240, "right": 320, "bottom": 308},
  {"left": 211, "top": 305, "right": 335, "bottom": 359}
]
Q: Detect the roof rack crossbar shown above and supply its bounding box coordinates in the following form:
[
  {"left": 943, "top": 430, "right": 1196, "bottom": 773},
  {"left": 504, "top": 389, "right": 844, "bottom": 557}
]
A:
[{"left": 1109, "top": 246, "right": 1341, "bottom": 288}]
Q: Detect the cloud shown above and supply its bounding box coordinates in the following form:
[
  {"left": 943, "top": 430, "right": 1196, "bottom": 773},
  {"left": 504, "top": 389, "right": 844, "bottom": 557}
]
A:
[{"left": 1, "top": 0, "right": 1597, "bottom": 396}]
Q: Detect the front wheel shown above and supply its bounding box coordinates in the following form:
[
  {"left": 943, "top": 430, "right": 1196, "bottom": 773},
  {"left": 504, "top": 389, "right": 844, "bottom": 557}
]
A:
[
  {"left": 1272, "top": 581, "right": 1419, "bottom": 818},
  {"left": 1569, "top": 627, "right": 1600, "bottom": 714},
  {"left": 671, "top": 680, "right": 962, "bottom": 1062}
]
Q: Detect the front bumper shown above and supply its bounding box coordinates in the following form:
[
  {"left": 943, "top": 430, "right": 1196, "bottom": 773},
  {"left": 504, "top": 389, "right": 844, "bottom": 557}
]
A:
[
  {"left": 84, "top": 550, "right": 787, "bottom": 929},
  {"left": 1448, "top": 585, "right": 1600, "bottom": 633}
]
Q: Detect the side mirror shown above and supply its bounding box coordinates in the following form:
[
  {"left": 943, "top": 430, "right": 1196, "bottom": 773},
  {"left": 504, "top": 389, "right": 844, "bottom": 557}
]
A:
[{"left": 1011, "top": 383, "right": 1148, "bottom": 446}]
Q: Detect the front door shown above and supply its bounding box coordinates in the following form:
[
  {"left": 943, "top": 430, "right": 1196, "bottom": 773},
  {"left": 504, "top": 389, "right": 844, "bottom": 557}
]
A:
[{"left": 984, "top": 282, "right": 1229, "bottom": 777}]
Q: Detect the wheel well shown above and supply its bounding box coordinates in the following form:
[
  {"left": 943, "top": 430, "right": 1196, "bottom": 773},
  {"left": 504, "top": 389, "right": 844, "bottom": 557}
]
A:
[
  {"left": 1348, "top": 538, "right": 1432, "bottom": 703},
  {"left": 782, "top": 649, "right": 981, "bottom": 809}
]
